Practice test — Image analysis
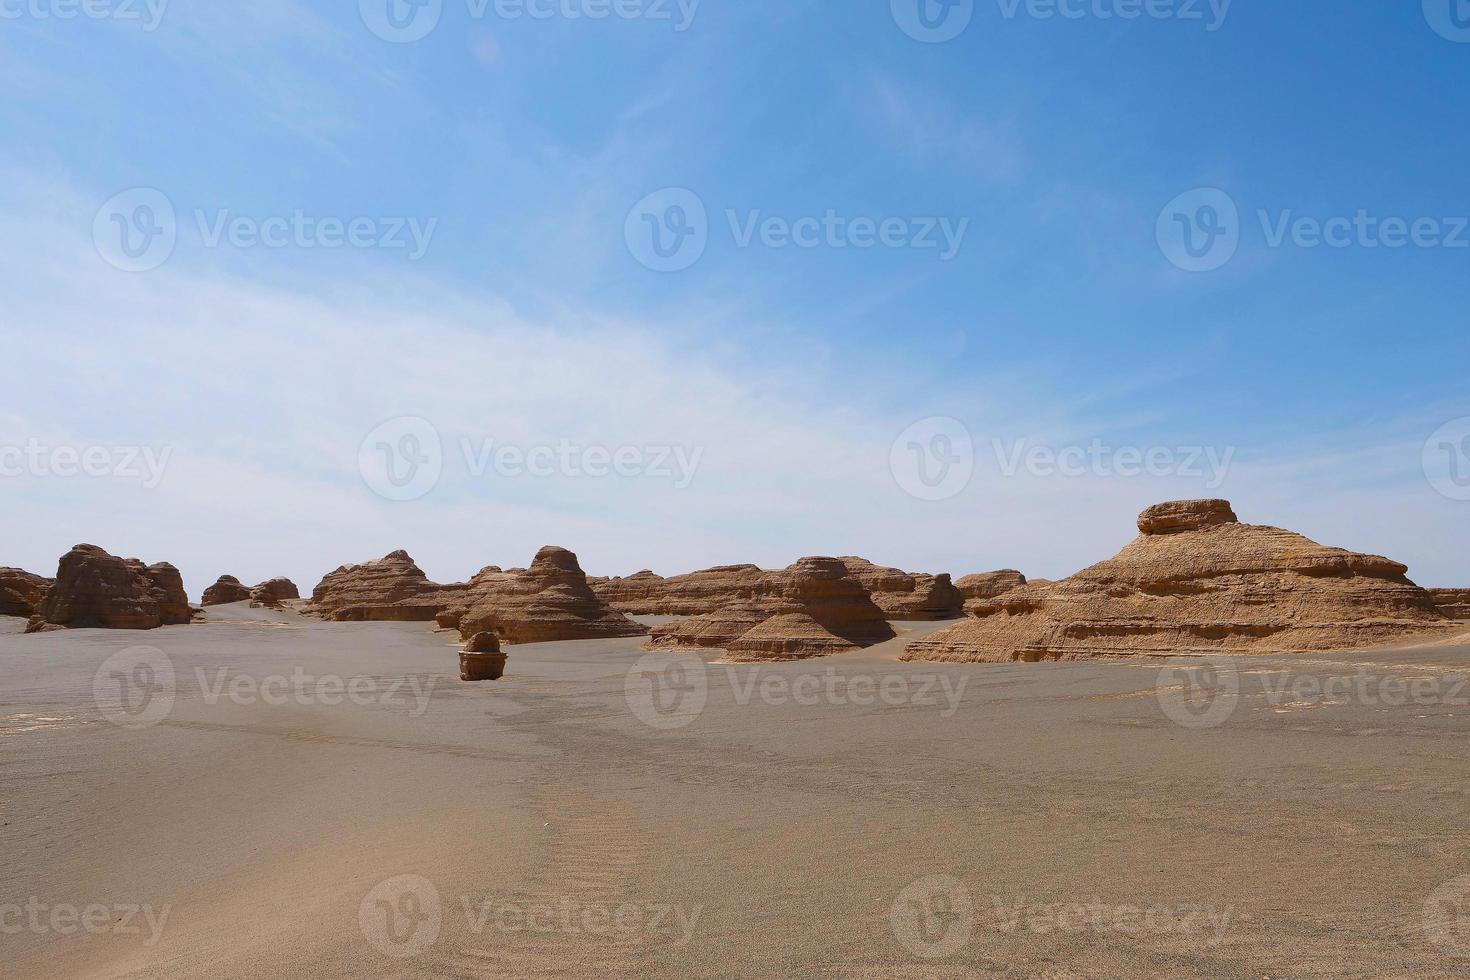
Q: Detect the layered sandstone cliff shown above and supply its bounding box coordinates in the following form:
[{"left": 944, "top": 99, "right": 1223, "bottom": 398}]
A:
[{"left": 903, "top": 500, "right": 1452, "bottom": 663}]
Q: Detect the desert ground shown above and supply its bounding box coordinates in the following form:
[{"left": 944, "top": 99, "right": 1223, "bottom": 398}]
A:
[{"left": 5, "top": 605, "right": 1470, "bottom": 979}]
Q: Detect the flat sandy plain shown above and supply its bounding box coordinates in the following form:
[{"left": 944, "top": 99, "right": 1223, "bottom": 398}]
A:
[{"left": 5, "top": 604, "right": 1470, "bottom": 979}]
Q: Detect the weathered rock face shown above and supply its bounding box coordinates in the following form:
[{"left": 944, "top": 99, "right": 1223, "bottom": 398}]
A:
[
  {"left": 250, "top": 578, "right": 300, "bottom": 608},
  {"left": 836, "top": 557, "right": 964, "bottom": 619},
  {"left": 903, "top": 500, "right": 1452, "bottom": 663},
  {"left": 0, "top": 568, "right": 52, "bottom": 618},
  {"left": 440, "top": 547, "right": 649, "bottom": 645},
  {"left": 202, "top": 575, "right": 252, "bottom": 606},
  {"left": 955, "top": 570, "right": 1028, "bottom": 602},
  {"left": 26, "top": 545, "right": 193, "bottom": 632},
  {"left": 306, "top": 551, "right": 456, "bottom": 622},
  {"left": 1430, "top": 589, "right": 1470, "bottom": 621},
  {"left": 590, "top": 565, "right": 766, "bottom": 615},
  {"left": 649, "top": 557, "right": 896, "bottom": 661}
]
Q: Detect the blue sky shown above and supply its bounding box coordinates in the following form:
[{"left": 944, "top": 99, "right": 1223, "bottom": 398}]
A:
[{"left": 2, "top": 0, "right": 1468, "bottom": 592}]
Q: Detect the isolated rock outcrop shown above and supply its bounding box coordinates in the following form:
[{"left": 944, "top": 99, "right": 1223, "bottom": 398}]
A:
[
  {"left": 955, "top": 569, "right": 1028, "bottom": 602},
  {"left": 460, "top": 631, "right": 507, "bottom": 681},
  {"left": 649, "top": 557, "right": 895, "bottom": 661},
  {"left": 202, "top": 575, "right": 253, "bottom": 605},
  {"left": 26, "top": 544, "right": 194, "bottom": 632},
  {"left": 250, "top": 578, "right": 300, "bottom": 608},
  {"left": 903, "top": 500, "right": 1452, "bottom": 663},
  {"left": 590, "top": 564, "right": 766, "bottom": 615},
  {"left": 306, "top": 551, "right": 458, "bottom": 622},
  {"left": 1430, "top": 589, "right": 1470, "bottom": 621},
  {"left": 836, "top": 557, "right": 964, "bottom": 619},
  {"left": 438, "top": 547, "right": 649, "bottom": 645},
  {"left": 0, "top": 567, "right": 52, "bottom": 618}
]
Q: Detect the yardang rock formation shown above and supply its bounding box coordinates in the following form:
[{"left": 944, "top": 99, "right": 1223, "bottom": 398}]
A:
[
  {"left": 26, "top": 544, "right": 194, "bottom": 632},
  {"left": 0, "top": 567, "right": 53, "bottom": 618},
  {"left": 903, "top": 500, "right": 1453, "bottom": 663},
  {"left": 649, "top": 557, "right": 896, "bottom": 661},
  {"left": 436, "top": 546, "right": 648, "bottom": 645}
]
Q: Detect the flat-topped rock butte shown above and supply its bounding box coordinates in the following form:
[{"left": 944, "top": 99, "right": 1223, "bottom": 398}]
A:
[{"left": 904, "top": 499, "right": 1456, "bottom": 664}]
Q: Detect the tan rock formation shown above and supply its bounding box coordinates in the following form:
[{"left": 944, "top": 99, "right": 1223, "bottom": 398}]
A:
[
  {"left": 904, "top": 500, "right": 1452, "bottom": 663},
  {"left": 836, "top": 557, "right": 964, "bottom": 619},
  {"left": 460, "top": 631, "right": 507, "bottom": 681},
  {"left": 955, "top": 569, "right": 1028, "bottom": 602},
  {"left": 649, "top": 557, "right": 895, "bottom": 661},
  {"left": 202, "top": 575, "right": 252, "bottom": 606},
  {"left": 0, "top": 567, "right": 52, "bottom": 618},
  {"left": 250, "top": 578, "right": 300, "bottom": 608},
  {"left": 439, "top": 547, "right": 648, "bottom": 645},
  {"left": 26, "top": 544, "right": 194, "bottom": 632},
  {"left": 1430, "top": 589, "right": 1470, "bottom": 621},
  {"left": 306, "top": 550, "right": 458, "bottom": 622},
  {"left": 590, "top": 565, "right": 766, "bottom": 615}
]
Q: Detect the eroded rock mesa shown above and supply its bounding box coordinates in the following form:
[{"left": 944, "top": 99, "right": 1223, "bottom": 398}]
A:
[
  {"left": 590, "top": 565, "right": 766, "bottom": 615},
  {"left": 306, "top": 550, "right": 458, "bottom": 622},
  {"left": 649, "top": 557, "right": 895, "bottom": 661},
  {"left": 202, "top": 575, "right": 253, "bottom": 606},
  {"left": 438, "top": 546, "right": 649, "bottom": 645},
  {"left": 903, "top": 500, "right": 1452, "bottom": 663},
  {"left": 250, "top": 578, "right": 300, "bottom": 608},
  {"left": 26, "top": 544, "right": 194, "bottom": 632},
  {"left": 0, "top": 567, "right": 53, "bottom": 618},
  {"left": 836, "top": 557, "right": 964, "bottom": 619}
]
